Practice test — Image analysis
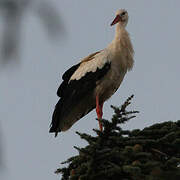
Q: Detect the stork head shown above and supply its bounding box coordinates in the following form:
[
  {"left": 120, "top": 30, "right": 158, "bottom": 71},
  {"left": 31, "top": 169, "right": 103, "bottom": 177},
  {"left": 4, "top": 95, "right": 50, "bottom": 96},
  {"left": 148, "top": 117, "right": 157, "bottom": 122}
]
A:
[{"left": 111, "top": 9, "right": 128, "bottom": 27}]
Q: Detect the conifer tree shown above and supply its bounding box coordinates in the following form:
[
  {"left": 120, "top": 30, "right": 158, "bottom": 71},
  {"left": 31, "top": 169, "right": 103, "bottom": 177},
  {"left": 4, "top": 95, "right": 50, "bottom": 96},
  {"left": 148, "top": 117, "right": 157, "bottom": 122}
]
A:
[{"left": 56, "top": 95, "right": 180, "bottom": 180}]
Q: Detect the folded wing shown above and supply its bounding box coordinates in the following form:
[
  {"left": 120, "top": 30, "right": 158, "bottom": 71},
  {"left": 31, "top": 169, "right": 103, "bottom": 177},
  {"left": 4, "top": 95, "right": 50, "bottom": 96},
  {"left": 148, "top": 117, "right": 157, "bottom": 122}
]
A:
[{"left": 50, "top": 50, "right": 111, "bottom": 136}]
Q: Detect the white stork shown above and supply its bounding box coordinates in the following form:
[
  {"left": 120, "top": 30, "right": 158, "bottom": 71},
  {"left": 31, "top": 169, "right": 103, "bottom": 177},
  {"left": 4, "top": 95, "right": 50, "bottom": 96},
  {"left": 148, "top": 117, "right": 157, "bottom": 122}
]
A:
[{"left": 50, "top": 9, "right": 134, "bottom": 137}]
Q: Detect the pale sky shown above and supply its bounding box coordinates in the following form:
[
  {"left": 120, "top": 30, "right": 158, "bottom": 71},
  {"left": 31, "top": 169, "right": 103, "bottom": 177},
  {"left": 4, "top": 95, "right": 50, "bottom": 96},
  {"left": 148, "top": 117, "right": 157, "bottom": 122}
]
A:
[{"left": 0, "top": 1, "right": 180, "bottom": 180}]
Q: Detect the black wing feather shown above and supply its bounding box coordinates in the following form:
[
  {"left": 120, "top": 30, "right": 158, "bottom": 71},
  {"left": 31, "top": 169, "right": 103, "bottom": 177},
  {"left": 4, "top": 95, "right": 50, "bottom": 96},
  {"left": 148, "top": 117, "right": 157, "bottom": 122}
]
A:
[
  {"left": 57, "top": 63, "right": 80, "bottom": 97},
  {"left": 50, "top": 62, "right": 111, "bottom": 136}
]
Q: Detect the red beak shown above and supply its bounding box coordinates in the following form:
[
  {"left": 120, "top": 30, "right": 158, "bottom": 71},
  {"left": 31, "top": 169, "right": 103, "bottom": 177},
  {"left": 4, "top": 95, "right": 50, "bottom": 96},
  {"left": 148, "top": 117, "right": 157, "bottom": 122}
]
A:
[{"left": 110, "top": 15, "right": 121, "bottom": 26}]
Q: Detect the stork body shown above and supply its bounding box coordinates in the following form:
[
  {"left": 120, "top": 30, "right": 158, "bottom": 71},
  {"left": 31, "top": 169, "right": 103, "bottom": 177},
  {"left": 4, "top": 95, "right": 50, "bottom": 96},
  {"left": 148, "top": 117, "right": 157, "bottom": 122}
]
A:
[{"left": 50, "top": 9, "right": 134, "bottom": 136}]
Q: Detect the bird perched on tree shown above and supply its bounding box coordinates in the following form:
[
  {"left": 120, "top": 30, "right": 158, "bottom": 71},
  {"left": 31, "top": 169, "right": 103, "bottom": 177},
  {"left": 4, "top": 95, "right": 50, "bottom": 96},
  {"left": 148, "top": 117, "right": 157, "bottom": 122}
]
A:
[{"left": 50, "top": 9, "right": 134, "bottom": 137}]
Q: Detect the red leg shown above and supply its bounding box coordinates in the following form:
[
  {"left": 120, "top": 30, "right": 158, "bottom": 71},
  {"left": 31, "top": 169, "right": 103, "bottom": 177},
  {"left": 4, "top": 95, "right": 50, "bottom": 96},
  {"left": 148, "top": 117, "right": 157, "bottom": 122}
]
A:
[
  {"left": 100, "top": 102, "right": 104, "bottom": 117},
  {"left": 96, "top": 95, "right": 103, "bottom": 132}
]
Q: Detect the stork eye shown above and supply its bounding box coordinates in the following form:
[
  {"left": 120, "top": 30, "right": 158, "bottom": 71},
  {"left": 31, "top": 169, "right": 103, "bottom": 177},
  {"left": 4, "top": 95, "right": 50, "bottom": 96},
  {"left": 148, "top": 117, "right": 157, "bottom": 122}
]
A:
[{"left": 121, "top": 12, "right": 126, "bottom": 16}]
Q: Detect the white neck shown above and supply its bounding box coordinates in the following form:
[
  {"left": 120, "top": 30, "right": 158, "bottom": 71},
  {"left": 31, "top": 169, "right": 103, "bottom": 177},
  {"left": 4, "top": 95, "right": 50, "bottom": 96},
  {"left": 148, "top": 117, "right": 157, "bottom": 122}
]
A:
[
  {"left": 114, "top": 23, "right": 125, "bottom": 41},
  {"left": 107, "top": 22, "right": 134, "bottom": 71}
]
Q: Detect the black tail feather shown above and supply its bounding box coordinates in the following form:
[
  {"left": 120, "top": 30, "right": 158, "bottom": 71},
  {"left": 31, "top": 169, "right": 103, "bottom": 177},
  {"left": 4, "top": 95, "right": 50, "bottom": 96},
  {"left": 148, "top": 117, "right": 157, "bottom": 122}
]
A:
[{"left": 49, "top": 99, "right": 63, "bottom": 137}]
